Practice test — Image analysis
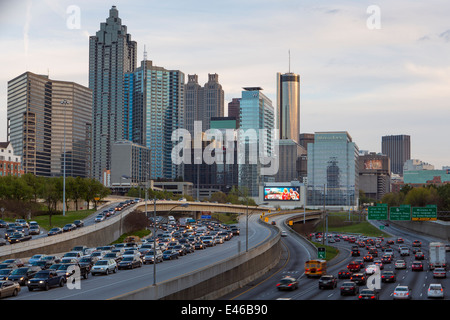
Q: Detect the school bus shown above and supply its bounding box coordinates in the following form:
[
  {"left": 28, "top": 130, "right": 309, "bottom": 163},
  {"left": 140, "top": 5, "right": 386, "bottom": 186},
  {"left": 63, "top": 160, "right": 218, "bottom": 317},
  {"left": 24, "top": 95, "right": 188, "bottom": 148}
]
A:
[{"left": 305, "top": 259, "right": 327, "bottom": 277}]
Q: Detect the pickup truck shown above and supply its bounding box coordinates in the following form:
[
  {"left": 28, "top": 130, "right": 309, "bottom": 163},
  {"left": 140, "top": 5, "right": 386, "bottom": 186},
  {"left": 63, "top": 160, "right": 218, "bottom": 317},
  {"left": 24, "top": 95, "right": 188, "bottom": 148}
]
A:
[{"left": 27, "top": 270, "right": 65, "bottom": 291}]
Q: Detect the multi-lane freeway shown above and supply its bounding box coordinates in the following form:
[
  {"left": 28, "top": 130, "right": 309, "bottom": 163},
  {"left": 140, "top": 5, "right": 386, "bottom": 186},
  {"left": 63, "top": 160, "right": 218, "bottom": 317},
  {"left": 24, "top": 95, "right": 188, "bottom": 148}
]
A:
[{"left": 221, "top": 213, "right": 450, "bottom": 300}]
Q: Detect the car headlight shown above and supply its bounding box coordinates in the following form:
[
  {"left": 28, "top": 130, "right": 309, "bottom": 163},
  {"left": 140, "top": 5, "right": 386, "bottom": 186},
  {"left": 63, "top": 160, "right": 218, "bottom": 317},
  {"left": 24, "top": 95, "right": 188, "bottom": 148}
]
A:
[{"left": 39, "top": 281, "right": 44, "bottom": 284}]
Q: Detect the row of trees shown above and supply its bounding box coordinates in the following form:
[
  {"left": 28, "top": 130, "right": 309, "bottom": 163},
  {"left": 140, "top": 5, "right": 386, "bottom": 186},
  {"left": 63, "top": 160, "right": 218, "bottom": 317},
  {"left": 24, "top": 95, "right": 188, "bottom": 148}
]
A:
[
  {"left": 380, "top": 184, "right": 450, "bottom": 212},
  {"left": 0, "top": 173, "right": 110, "bottom": 220}
]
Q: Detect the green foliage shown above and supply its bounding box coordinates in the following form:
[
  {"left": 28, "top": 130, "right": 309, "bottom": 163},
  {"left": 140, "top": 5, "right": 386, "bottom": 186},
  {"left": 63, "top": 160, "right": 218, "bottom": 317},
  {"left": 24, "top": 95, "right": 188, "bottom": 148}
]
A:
[{"left": 381, "top": 184, "right": 448, "bottom": 211}]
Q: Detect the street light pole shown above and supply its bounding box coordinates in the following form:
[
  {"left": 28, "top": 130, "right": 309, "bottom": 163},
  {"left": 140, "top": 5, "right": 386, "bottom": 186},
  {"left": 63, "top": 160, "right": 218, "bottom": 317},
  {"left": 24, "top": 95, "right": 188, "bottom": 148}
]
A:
[{"left": 61, "top": 99, "right": 69, "bottom": 216}]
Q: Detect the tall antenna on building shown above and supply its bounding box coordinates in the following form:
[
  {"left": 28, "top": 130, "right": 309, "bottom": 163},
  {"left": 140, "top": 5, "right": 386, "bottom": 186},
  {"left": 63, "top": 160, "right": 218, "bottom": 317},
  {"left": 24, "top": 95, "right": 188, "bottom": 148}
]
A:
[
  {"left": 288, "top": 49, "right": 291, "bottom": 73},
  {"left": 143, "top": 44, "right": 147, "bottom": 62}
]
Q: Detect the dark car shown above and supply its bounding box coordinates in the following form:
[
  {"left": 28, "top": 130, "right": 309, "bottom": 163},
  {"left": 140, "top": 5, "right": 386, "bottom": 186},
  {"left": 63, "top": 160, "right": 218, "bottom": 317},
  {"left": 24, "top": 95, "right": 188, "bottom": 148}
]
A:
[
  {"left": 7, "top": 266, "right": 41, "bottom": 285},
  {"left": 381, "top": 270, "right": 396, "bottom": 283},
  {"left": 276, "top": 276, "right": 299, "bottom": 291},
  {"left": 162, "top": 250, "right": 179, "bottom": 260},
  {"left": 73, "top": 220, "right": 84, "bottom": 228},
  {"left": 78, "top": 257, "right": 95, "bottom": 271},
  {"left": 8, "top": 232, "right": 31, "bottom": 244},
  {"left": 351, "top": 249, "right": 360, "bottom": 257},
  {"left": 194, "top": 241, "right": 206, "bottom": 250},
  {"left": 29, "top": 260, "right": 53, "bottom": 270},
  {"left": 381, "top": 255, "right": 392, "bottom": 264},
  {"left": 415, "top": 251, "right": 425, "bottom": 260},
  {"left": 0, "top": 268, "right": 15, "bottom": 281},
  {"left": 27, "top": 270, "right": 65, "bottom": 291},
  {"left": 338, "top": 269, "right": 352, "bottom": 279},
  {"left": 350, "top": 273, "right": 367, "bottom": 285},
  {"left": 340, "top": 281, "right": 359, "bottom": 296},
  {"left": 173, "top": 245, "right": 187, "bottom": 256},
  {"left": 347, "top": 261, "right": 361, "bottom": 272},
  {"left": 48, "top": 227, "right": 63, "bottom": 236},
  {"left": 318, "top": 275, "right": 337, "bottom": 289},
  {"left": 0, "top": 220, "right": 7, "bottom": 228},
  {"left": 118, "top": 256, "right": 142, "bottom": 270},
  {"left": 62, "top": 223, "right": 76, "bottom": 232},
  {"left": 358, "top": 288, "right": 379, "bottom": 300}
]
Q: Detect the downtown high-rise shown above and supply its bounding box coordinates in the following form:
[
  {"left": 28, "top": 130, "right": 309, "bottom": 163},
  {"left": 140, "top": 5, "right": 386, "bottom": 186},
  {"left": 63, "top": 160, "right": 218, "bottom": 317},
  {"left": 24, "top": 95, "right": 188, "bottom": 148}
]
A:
[
  {"left": 381, "top": 134, "right": 411, "bottom": 176},
  {"left": 7, "top": 72, "right": 92, "bottom": 178},
  {"left": 277, "top": 72, "right": 300, "bottom": 143},
  {"left": 124, "top": 59, "right": 185, "bottom": 180},
  {"left": 89, "top": 6, "right": 137, "bottom": 182}
]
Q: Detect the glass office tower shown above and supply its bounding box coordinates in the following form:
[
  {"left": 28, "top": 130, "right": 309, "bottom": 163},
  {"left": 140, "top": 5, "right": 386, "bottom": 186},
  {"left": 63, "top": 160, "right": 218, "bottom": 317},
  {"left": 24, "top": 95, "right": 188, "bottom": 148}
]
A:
[
  {"left": 124, "top": 60, "right": 184, "bottom": 180},
  {"left": 307, "top": 132, "right": 359, "bottom": 208},
  {"left": 7, "top": 72, "right": 92, "bottom": 178},
  {"left": 381, "top": 135, "right": 411, "bottom": 176},
  {"left": 89, "top": 6, "right": 137, "bottom": 182},
  {"left": 277, "top": 72, "right": 300, "bottom": 143},
  {"left": 238, "top": 87, "right": 275, "bottom": 197}
]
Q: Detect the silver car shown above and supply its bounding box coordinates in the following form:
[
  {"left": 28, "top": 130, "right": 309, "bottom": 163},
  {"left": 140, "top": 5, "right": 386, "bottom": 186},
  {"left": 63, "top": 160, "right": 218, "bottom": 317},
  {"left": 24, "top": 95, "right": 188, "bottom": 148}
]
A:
[
  {"left": 91, "top": 259, "right": 117, "bottom": 276},
  {"left": 393, "top": 285, "right": 411, "bottom": 300},
  {"left": 427, "top": 283, "right": 444, "bottom": 299}
]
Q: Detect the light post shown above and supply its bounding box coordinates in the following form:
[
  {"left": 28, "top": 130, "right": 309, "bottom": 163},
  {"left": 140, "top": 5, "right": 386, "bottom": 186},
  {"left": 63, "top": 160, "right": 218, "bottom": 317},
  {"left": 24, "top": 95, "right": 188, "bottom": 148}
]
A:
[{"left": 60, "top": 99, "right": 69, "bottom": 216}]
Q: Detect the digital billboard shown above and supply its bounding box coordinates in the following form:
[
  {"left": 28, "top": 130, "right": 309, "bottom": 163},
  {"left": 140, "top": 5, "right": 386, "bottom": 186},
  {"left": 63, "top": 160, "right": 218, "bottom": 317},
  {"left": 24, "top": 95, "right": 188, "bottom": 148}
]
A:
[
  {"left": 364, "top": 159, "right": 383, "bottom": 170},
  {"left": 264, "top": 187, "right": 300, "bottom": 201}
]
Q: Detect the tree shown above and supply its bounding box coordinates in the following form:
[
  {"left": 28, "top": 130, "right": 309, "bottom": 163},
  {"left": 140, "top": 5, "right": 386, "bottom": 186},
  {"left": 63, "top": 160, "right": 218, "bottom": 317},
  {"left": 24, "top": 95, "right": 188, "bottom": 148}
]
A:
[
  {"left": 404, "top": 186, "right": 439, "bottom": 207},
  {"left": 39, "top": 177, "right": 61, "bottom": 226}
]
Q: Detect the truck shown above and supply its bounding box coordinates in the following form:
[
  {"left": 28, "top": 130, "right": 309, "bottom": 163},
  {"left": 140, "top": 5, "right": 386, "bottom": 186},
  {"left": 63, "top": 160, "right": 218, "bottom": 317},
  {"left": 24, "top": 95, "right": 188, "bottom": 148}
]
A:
[
  {"left": 27, "top": 270, "right": 65, "bottom": 291},
  {"left": 429, "top": 242, "right": 446, "bottom": 270}
]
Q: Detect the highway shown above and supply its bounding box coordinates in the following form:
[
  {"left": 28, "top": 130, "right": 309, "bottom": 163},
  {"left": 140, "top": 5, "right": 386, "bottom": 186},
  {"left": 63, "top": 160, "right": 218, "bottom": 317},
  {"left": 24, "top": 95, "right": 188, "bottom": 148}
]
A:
[
  {"left": 7, "top": 212, "right": 275, "bottom": 300},
  {"left": 221, "top": 213, "right": 450, "bottom": 300}
]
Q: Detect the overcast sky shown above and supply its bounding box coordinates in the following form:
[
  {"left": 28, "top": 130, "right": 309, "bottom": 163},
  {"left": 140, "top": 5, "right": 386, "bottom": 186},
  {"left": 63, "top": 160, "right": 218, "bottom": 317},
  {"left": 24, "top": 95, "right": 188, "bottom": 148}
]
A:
[{"left": 1, "top": 0, "right": 450, "bottom": 169}]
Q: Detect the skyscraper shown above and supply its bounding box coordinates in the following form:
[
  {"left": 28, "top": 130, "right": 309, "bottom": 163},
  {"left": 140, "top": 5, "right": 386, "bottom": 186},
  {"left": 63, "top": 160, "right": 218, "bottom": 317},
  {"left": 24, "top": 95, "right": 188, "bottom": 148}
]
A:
[
  {"left": 124, "top": 60, "right": 185, "bottom": 180},
  {"left": 89, "top": 5, "right": 137, "bottom": 182},
  {"left": 307, "top": 132, "right": 359, "bottom": 208},
  {"left": 238, "top": 87, "right": 275, "bottom": 197},
  {"left": 277, "top": 72, "right": 300, "bottom": 143},
  {"left": 7, "top": 72, "right": 92, "bottom": 178},
  {"left": 381, "top": 135, "right": 411, "bottom": 176},
  {"left": 184, "top": 73, "right": 224, "bottom": 135}
]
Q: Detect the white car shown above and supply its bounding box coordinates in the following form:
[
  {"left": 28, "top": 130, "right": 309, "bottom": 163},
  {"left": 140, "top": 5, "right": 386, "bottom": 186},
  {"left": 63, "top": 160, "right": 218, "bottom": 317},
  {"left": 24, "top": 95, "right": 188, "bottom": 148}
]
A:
[
  {"left": 394, "top": 260, "right": 406, "bottom": 269},
  {"left": 393, "top": 285, "right": 411, "bottom": 300},
  {"left": 281, "top": 231, "right": 287, "bottom": 237},
  {"left": 433, "top": 267, "right": 446, "bottom": 278},
  {"left": 91, "top": 259, "right": 117, "bottom": 276},
  {"left": 427, "top": 283, "right": 444, "bottom": 299},
  {"left": 95, "top": 214, "right": 105, "bottom": 222},
  {"left": 365, "top": 264, "right": 378, "bottom": 275}
]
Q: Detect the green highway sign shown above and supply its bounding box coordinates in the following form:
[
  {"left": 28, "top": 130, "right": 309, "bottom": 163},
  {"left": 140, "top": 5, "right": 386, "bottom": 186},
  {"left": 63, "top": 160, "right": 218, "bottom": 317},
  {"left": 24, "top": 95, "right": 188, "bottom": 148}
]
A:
[
  {"left": 318, "top": 247, "right": 326, "bottom": 259},
  {"left": 390, "top": 205, "right": 411, "bottom": 221},
  {"left": 368, "top": 204, "right": 388, "bottom": 220},
  {"left": 412, "top": 205, "right": 437, "bottom": 221}
]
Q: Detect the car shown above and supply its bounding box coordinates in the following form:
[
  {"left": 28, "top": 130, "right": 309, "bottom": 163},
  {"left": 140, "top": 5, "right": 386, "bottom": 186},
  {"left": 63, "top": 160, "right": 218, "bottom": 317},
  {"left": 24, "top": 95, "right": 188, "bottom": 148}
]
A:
[
  {"left": 411, "top": 261, "right": 423, "bottom": 271},
  {"left": 47, "top": 227, "right": 63, "bottom": 236},
  {"left": 415, "top": 251, "right": 425, "bottom": 260},
  {"left": 393, "top": 285, "right": 411, "bottom": 300},
  {"left": 281, "top": 231, "right": 287, "bottom": 237},
  {"left": 394, "top": 260, "right": 406, "bottom": 269},
  {"left": 28, "top": 254, "right": 47, "bottom": 265},
  {"left": 8, "top": 232, "right": 31, "bottom": 244},
  {"left": 173, "top": 244, "right": 187, "bottom": 256},
  {"left": 396, "top": 237, "right": 404, "bottom": 243},
  {"left": 26, "top": 270, "right": 65, "bottom": 291},
  {"left": 351, "top": 249, "right": 360, "bottom": 256},
  {"left": 276, "top": 276, "right": 299, "bottom": 291},
  {"left": 0, "top": 269, "right": 15, "bottom": 281},
  {"left": 338, "top": 269, "right": 352, "bottom": 279},
  {"left": 91, "top": 259, "right": 117, "bottom": 276},
  {"left": 163, "top": 250, "right": 179, "bottom": 260},
  {"left": 95, "top": 214, "right": 105, "bottom": 222},
  {"left": 56, "top": 263, "right": 90, "bottom": 280},
  {"left": 427, "top": 283, "right": 444, "bottom": 299},
  {"left": 340, "top": 281, "right": 359, "bottom": 296},
  {"left": 29, "top": 260, "right": 53, "bottom": 270},
  {"left": 433, "top": 267, "right": 446, "bottom": 278},
  {"left": 194, "top": 241, "right": 206, "bottom": 250},
  {"left": 347, "top": 261, "right": 361, "bottom": 272},
  {"left": 29, "top": 224, "right": 40, "bottom": 235},
  {"left": 381, "top": 255, "right": 392, "bottom": 264},
  {"left": 62, "top": 223, "right": 76, "bottom": 232},
  {"left": 381, "top": 270, "right": 396, "bottom": 283},
  {"left": 0, "top": 280, "right": 21, "bottom": 298},
  {"left": 118, "top": 256, "right": 142, "bottom": 270},
  {"left": 412, "top": 240, "right": 421, "bottom": 247},
  {"left": 358, "top": 288, "right": 379, "bottom": 300},
  {"left": 143, "top": 250, "right": 164, "bottom": 264},
  {"left": 350, "top": 273, "right": 366, "bottom": 285},
  {"left": 318, "top": 275, "right": 337, "bottom": 289},
  {"left": 363, "top": 254, "right": 373, "bottom": 262},
  {"left": 365, "top": 264, "right": 378, "bottom": 275},
  {"left": 78, "top": 256, "right": 95, "bottom": 271},
  {"left": 73, "top": 220, "right": 84, "bottom": 228},
  {"left": 7, "top": 266, "right": 41, "bottom": 285}
]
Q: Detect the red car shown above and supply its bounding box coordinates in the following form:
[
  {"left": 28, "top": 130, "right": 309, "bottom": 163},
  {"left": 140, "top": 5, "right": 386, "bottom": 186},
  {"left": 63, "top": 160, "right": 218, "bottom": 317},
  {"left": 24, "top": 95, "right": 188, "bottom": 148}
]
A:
[
  {"left": 347, "top": 261, "right": 361, "bottom": 272},
  {"left": 411, "top": 261, "right": 423, "bottom": 271}
]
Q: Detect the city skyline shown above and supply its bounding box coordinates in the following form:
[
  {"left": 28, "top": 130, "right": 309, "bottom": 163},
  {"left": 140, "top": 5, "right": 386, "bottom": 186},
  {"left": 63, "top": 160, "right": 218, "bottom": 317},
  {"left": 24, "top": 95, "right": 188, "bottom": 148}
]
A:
[{"left": 1, "top": 1, "right": 450, "bottom": 169}]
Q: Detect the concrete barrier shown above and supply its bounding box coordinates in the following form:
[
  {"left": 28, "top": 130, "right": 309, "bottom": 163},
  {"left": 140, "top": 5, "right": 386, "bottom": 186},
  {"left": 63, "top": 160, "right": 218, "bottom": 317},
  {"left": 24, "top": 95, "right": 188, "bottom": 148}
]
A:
[
  {"left": 111, "top": 220, "right": 281, "bottom": 300},
  {"left": 389, "top": 219, "right": 450, "bottom": 242}
]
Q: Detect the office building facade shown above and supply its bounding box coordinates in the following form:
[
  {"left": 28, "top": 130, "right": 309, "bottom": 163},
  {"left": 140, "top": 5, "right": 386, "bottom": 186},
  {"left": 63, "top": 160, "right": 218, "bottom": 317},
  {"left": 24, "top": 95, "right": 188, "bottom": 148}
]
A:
[
  {"left": 184, "top": 73, "right": 224, "bottom": 135},
  {"left": 381, "top": 135, "right": 411, "bottom": 176},
  {"left": 307, "top": 132, "right": 359, "bottom": 208},
  {"left": 89, "top": 5, "right": 137, "bottom": 182},
  {"left": 7, "top": 72, "right": 92, "bottom": 178},
  {"left": 277, "top": 72, "right": 300, "bottom": 143},
  {"left": 238, "top": 87, "right": 275, "bottom": 197},
  {"left": 358, "top": 151, "right": 391, "bottom": 201},
  {"left": 124, "top": 60, "right": 185, "bottom": 180}
]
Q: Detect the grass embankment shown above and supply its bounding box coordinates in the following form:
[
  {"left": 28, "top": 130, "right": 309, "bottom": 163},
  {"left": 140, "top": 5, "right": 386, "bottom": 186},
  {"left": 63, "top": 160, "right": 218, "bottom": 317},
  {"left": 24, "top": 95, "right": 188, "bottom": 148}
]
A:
[{"left": 311, "top": 212, "right": 391, "bottom": 261}]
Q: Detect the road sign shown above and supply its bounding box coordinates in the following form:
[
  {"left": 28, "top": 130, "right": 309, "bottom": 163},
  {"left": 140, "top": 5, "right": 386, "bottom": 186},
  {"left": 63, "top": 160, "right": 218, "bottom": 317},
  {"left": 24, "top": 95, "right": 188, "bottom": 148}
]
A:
[
  {"left": 318, "top": 247, "right": 326, "bottom": 259},
  {"left": 201, "top": 215, "right": 211, "bottom": 219},
  {"left": 390, "top": 205, "right": 411, "bottom": 221},
  {"left": 368, "top": 204, "right": 388, "bottom": 220},
  {"left": 412, "top": 205, "right": 437, "bottom": 221}
]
